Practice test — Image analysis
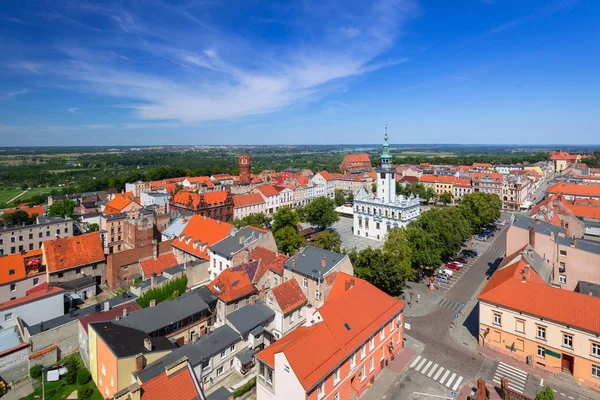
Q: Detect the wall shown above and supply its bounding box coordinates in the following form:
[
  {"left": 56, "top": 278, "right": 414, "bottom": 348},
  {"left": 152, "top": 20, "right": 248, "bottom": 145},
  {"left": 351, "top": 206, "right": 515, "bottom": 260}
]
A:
[
  {"left": 28, "top": 319, "right": 81, "bottom": 356},
  {"left": 0, "top": 344, "right": 29, "bottom": 383},
  {"left": 0, "top": 273, "right": 46, "bottom": 303},
  {"left": 1, "top": 292, "right": 64, "bottom": 329},
  {"left": 79, "top": 322, "right": 91, "bottom": 369},
  {"left": 0, "top": 219, "right": 74, "bottom": 257},
  {"left": 48, "top": 262, "right": 105, "bottom": 284},
  {"left": 28, "top": 345, "right": 59, "bottom": 369},
  {"left": 106, "top": 240, "right": 173, "bottom": 289},
  {"left": 95, "top": 332, "right": 118, "bottom": 399},
  {"left": 117, "top": 351, "right": 170, "bottom": 394}
]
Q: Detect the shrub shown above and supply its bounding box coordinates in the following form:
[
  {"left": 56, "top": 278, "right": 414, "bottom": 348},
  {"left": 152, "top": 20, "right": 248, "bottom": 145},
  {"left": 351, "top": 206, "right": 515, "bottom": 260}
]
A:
[
  {"left": 136, "top": 275, "right": 188, "bottom": 308},
  {"left": 79, "top": 386, "right": 94, "bottom": 400},
  {"left": 30, "top": 364, "right": 42, "bottom": 379},
  {"left": 233, "top": 377, "right": 256, "bottom": 398},
  {"left": 77, "top": 369, "right": 91, "bottom": 385},
  {"left": 63, "top": 356, "right": 78, "bottom": 385}
]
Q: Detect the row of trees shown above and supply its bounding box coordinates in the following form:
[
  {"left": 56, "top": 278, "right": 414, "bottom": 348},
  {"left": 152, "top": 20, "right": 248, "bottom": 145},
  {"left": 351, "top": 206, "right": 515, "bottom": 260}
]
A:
[{"left": 348, "top": 192, "right": 502, "bottom": 295}]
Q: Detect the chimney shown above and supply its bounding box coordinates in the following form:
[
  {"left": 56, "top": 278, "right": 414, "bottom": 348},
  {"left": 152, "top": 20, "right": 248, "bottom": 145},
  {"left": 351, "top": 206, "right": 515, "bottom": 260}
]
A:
[
  {"left": 151, "top": 273, "right": 157, "bottom": 288},
  {"left": 122, "top": 291, "right": 127, "bottom": 299},
  {"left": 259, "top": 287, "right": 264, "bottom": 300},
  {"left": 152, "top": 239, "right": 158, "bottom": 260},
  {"left": 143, "top": 337, "right": 152, "bottom": 352},
  {"left": 321, "top": 257, "right": 326, "bottom": 267},
  {"left": 528, "top": 226, "right": 535, "bottom": 249},
  {"left": 345, "top": 278, "right": 355, "bottom": 292},
  {"left": 524, "top": 264, "right": 530, "bottom": 279},
  {"left": 250, "top": 295, "right": 256, "bottom": 305},
  {"left": 149, "top": 299, "right": 156, "bottom": 307},
  {"left": 239, "top": 235, "right": 245, "bottom": 244},
  {"left": 135, "top": 353, "right": 145, "bottom": 372},
  {"left": 294, "top": 249, "right": 299, "bottom": 258},
  {"left": 104, "top": 301, "right": 110, "bottom": 312},
  {"left": 292, "top": 259, "right": 296, "bottom": 268},
  {"left": 123, "top": 308, "right": 128, "bottom": 318}
]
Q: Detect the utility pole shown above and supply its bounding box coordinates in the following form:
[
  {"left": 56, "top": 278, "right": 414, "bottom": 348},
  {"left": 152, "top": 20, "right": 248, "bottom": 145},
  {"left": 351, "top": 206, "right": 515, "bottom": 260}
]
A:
[{"left": 41, "top": 367, "right": 46, "bottom": 400}]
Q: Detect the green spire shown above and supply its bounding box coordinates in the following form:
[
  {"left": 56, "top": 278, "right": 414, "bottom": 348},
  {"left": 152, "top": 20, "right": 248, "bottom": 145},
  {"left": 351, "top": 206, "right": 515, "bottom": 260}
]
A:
[{"left": 381, "top": 123, "right": 392, "bottom": 167}]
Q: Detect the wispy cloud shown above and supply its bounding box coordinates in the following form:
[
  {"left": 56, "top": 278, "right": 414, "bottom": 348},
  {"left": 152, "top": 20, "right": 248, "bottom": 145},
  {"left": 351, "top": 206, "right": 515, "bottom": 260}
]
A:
[
  {"left": 68, "top": 107, "right": 81, "bottom": 113},
  {"left": 6, "top": 0, "right": 417, "bottom": 125},
  {"left": 1, "top": 89, "right": 31, "bottom": 100}
]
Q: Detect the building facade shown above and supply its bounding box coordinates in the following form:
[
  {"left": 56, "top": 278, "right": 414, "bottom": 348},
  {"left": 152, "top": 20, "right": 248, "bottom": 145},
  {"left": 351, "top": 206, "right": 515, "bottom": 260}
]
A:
[{"left": 0, "top": 217, "right": 73, "bottom": 257}]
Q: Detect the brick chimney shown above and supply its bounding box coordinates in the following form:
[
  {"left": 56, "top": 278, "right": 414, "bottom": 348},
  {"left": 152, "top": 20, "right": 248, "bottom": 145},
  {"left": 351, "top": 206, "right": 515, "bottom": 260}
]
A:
[
  {"left": 123, "top": 308, "right": 128, "bottom": 318},
  {"left": 259, "top": 286, "right": 264, "bottom": 300},
  {"left": 135, "top": 353, "right": 145, "bottom": 372},
  {"left": 143, "top": 337, "right": 152, "bottom": 352},
  {"left": 294, "top": 249, "right": 299, "bottom": 257},
  {"left": 151, "top": 272, "right": 157, "bottom": 288},
  {"left": 292, "top": 259, "right": 296, "bottom": 268},
  {"left": 250, "top": 295, "right": 256, "bottom": 305},
  {"left": 345, "top": 278, "right": 355, "bottom": 292},
  {"left": 152, "top": 239, "right": 158, "bottom": 260},
  {"left": 528, "top": 227, "right": 535, "bottom": 249},
  {"left": 321, "top": 257, "right": 326, "bottom": 267}
]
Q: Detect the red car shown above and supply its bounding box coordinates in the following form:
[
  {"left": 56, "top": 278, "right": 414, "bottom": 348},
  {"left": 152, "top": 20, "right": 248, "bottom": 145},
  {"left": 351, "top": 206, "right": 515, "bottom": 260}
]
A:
[{"left": 445, "top": 262, "right": 462, "bottom": 271}]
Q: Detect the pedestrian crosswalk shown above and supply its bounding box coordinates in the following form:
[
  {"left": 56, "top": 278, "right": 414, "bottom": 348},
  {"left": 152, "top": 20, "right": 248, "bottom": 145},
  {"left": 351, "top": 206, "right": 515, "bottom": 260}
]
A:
[
  {"left": 492, "top": 361, "right": 528, "bottom": 394},
  {"left": 488, "top": 245, "right": 505, "bottom": 254},
  {"left": 437, "top": 299, "right": 463, "bottom": 312},
  {"left": 409, "top": 355, "right": 465, "bottom": 391}
]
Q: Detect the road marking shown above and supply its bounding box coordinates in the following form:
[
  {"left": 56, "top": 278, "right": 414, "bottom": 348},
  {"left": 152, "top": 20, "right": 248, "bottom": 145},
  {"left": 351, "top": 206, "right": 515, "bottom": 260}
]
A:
[
  {"left": 410, "top": 355, "right": 422, "bottom": 368},
  {"left": 540, "top": 378, "right": 544, "bottom": 386},
  {"left": 439, "top": 370, "right": 451, "bottom": 385},
  {"left": 427, "top": 364, "right": 438, "bottom": 377},
  {"left": 446, "top": 373, "right": 457, "bottom": 388},
  {"left": 433, "top": 367, "right": 445, "bottom": 381},
  {"left": 493, "top": 362, "right": 527, "bottom": 393},
  {"left": 411, "top": 393, "right": 453, "bottom": 399},
  {"left": 421, "top": 361, "right": 433, "bottom": 374},
  {"left": 452, "top": 376, "right": 464, "bottom": 391},
  {"left": 415, "top": 358, "right": 427, "bottom": 372}
]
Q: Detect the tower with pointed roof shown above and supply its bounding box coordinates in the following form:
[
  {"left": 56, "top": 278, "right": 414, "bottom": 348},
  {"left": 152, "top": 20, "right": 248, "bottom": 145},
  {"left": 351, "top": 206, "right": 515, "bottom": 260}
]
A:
[{"left": 376, "top": 125, "right": 396, "bottom": 203}]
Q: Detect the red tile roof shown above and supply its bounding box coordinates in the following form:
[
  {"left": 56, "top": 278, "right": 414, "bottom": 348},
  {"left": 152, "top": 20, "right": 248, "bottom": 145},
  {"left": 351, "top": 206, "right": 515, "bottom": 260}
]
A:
[
  {"left": 419, "top": 175, "right": 456, "bottom": 184},
  {"left": 172, "top": 190, "right": 228, "bottom": 208},
  {"left": 140, "top": 364, "right": 201, "bottom": 400},
  {"left": 479, "top": 256, "right": 600, "bottom": 333},
  {"left": 549, "top": 150, "right": 579, "bottom": 161},
  {"left": 3, "top": 205, "right": 45, "bottom": 218},
  {"left": 250, "top": 246, "right": 288, "bottom": 283},
  {"left": 207, "top": 263, "right": 257, "bottom": 303},
  {"left": 173, "top": 215, "right": 232, "bottom": 260},
  {"left": 317, "top": 171, "right": 333, "bottom": 181},
  {"left": 104, "top": 195, "right": 136, "bottom": 215},
  {"left": 256, "top": 273, "right": 404, "bottom": 391},
  {"left": 256, "top": 185, "right": 281, "bottom": 197},
  {"left": 233, "top": 193, "right": 265, "bottom": 208},
  {"left": 455, "top": 165, "right": 472, "bottom": 171},
  {"left": 140, "top": 253, "right": 179, "bottom": 277},
  {"left": 343, "top": 154, "right": 371, "bottom": 163},
  {"left": 271, "top": 279, "right": 307, "bottom": 314},
  {"left": 473, "top": 163, "right": 491, "bottom": 167},
  {"left": 397, "top": 175, "right": 418, "bottom": 183},
  {"left": 29, "top": 345, "right": 57, "bottom": 360},
  {"left": 0, "top": 249, "right": 42, "bottom": 285},
  {"left": 26, "top": 282, "right": 49, "bottom": 295},
  {"left": 78, "top": 303, "right": 142, "bottom": 333},
  {"left": 43, "top": 232, "right": 105, "bottom": 272},
  {"left": 546, "top": 182, "right": 600, "bottom": 198},
  {"left": 454, "top": 178, "right": 472, "bottom": 187},
  {"left": 473, "top": 172, "right": 503, "bottom": 182},
  {"left": 0, "top": 286, "right": 64, "bottom": 311}
]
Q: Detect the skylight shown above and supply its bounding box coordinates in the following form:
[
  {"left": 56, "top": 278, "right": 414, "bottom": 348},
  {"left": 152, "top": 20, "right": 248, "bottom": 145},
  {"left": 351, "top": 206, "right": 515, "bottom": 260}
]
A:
[{"left": 344, "top": 323, "right": 351, "bottom": 331}]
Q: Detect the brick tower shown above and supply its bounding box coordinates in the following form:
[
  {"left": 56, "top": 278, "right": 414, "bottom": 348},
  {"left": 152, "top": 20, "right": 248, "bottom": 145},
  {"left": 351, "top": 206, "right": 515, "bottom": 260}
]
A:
[{"left": 239, "top": 154, "right": 252, "bottom": 184}]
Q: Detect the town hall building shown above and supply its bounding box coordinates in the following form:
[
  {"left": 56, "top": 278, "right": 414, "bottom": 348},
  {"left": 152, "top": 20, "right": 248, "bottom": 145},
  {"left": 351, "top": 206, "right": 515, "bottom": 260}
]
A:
[{"left": 353, "top": 129, "right": 420, "bottom": 241}]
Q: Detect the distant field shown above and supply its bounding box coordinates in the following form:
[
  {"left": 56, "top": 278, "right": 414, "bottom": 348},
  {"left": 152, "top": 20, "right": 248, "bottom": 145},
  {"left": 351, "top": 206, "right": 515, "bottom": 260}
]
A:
[
  {"left": 47, "top": 168, "right": 86, "bottom": 173},
  {"left": 394, "top": 151, "right": 456, "bottom": 157},
  {"left": 0, "top": 189, "right": 23, "bottom": 204},
  {"left": 0, "top": 186, "right": 62, "bottom": 206}
]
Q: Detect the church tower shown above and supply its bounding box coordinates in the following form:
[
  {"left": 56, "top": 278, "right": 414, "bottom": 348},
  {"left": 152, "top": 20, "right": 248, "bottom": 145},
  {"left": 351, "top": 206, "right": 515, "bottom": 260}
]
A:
[{"left": 376, "top": 125, "right": 396, "bottom": 203}]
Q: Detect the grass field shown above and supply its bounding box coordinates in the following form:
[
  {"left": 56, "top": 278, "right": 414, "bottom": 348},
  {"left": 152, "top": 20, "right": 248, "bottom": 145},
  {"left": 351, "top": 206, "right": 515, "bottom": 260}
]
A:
[
  {"left": 0, "top": 187, "right": 61, "bottom": 206},
  {"left": 0, "top": 189, "right": 23, "bottom": 205}
]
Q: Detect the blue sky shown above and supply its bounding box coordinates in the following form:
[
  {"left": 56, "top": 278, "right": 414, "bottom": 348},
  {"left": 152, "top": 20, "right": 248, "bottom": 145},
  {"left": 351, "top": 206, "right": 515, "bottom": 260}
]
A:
[{"left": 1, "top": 0, "right": 598, "bottom": 145}]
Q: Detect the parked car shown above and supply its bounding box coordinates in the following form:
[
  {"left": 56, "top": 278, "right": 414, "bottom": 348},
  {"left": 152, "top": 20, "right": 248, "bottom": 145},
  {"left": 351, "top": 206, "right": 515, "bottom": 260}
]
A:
[
  {"left": 461, "top": 250, "right": 476, "bottom": 258},
  {"left": 441, "top": 268, "right": 454, "bottom": 277},
  {"left": 446, "top": 263, "right": 462, "bottom": 271},
  {"left": 454, "top": 256, "right": 467, "bottom": 264},
  {"left": 476, "top": 235, "right": 488, "bottom": 241}
]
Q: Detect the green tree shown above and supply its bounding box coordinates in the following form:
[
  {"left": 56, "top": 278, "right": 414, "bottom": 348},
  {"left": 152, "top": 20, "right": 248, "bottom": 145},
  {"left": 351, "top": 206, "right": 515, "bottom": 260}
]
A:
[
  {"left": 272, "top": 207, "right": 300, "bottom": 231},
  {"left": 64, "top": 356, "right": 78, "bottom": 385},
  {"left": 405, "top": 224, "right": 442, "bottom": 269},
  {"left": 312, "top": 230, "right": 342, "bottom": 252},
  {"left": 2, "top": 210, "right": 34, "bottom": 225},
  {"left": 334, "top": 190, "right": 345, "bottom": 207},
  {"left": 48, "top": 199, "right": 76, "bottom": 218},
  {"left": 423, "top": 188, "right": 436, "bottom": 203},
  {"left": 439, "top": 191, "right": 453, "bottom": 205},
  {"left": 233, "top": 213, "right": 271, "bottom": 229},
  {"left": 274, "top": 225, "right": 305, "bottom": 255},
  {"left": 79, "top": 387, "right": 94, "bottom": 400},
  {"left": 88, "top": 223, "right": 100, "bottom": 232},
  {"left": 346, "top": 192, "right": 354, "bottom": 204},
  {"left": 458, "top": 192, "right": 502, "bottom": 233},
  {"left": 535, "top": 387, "right": 556, "bottom": 400},
  {"left": 77, "top": 369, "right": 91, "bottom": 385},
  {"left": 30, "top": 364, "right": 42, "bottom": 379},
  {"left": 301, "top": 196, "right": 340, "bottom": 230}
]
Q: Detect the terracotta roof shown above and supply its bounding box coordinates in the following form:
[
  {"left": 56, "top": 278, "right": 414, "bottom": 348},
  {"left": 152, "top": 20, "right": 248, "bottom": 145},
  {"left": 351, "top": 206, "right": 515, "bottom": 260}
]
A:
[
  {"left": 212, "top": 174, "right": 233, "bottom": 180},
  {"left": 140, "top": 253, "right": 179, "bottom": 277},
  {"left": 256, "top": 185, "right": 281, "bottom": 197},
  {"left": 419, "top": 175, "right": 456, "bottom": 184},
  {"left": 250, "top": 246, "right": 288, "bottom": 283},
  {"left": 546, "top": 182, "right": 600, "bottom": 198},
  {"left": 29, "top": 345, "right": 58, "bottom": 360},
  {"left": 0, "top": 286, "right": 64, "bottom": 311},
  {"left": 43, "top": 232, "right": 104, "bottom": 272},
  {"left": 3, "top": 205, "right": 45, "bottom": 218},
  {"left": 455, "top": 165, "right": 472, "bottom": 171},
  {"left": 256, "top": 273, "right": 404, "bottom": 391},
  {"left": 343, "top": 153, "right": 371, "bottom": 163},
  {"left": 140, "top": 363, "right": 201, "bottom": 400},
  {"left": 172, "top": 190, "right": 228, "bottom": 208},
  {"left": 473, "top": 172, "right": 503, "bottom": 182},
  {"left": 0, "top": 249, "right": 43, "bottom": 285},
  {"left": 549, "top": 151, "right": 579, "bottom": 161},
  {"left": 271, "top": 279, "right": 307, "bottom": 314},
  {"left": 104, "top": 195, "right": 135, "bottom": 215},
  {"left": 26, "top": 282, "right": 49, "bottom": 295},
  {"left": 317, "top": 171, "right": 333, "bottom": 181},
  {"left": 479, "top": 258, "right": 600, "bottom": 333},
  {"left": 454, "top": 178, "right": 472, "bottom": 187},
  {"left": 173, "top": 215, "right": 232, "bottom": 260},
  {"left": 207, "top": 262, "right": 258, "bottom": 303},
  {"left": 251, "top": 176, "right": 263, "bottom": 183},
  {"left": 78, "top": 302, "right": 142, "bottom": 334},
  {"left": 473, "top": 163, "right": 491, "bottom": 167},
  {"left": 397, "top": 175, "right": 418, "bottom": 183},
  {"left": 233, "top": 193, "right": 265, "bottom": 208}
]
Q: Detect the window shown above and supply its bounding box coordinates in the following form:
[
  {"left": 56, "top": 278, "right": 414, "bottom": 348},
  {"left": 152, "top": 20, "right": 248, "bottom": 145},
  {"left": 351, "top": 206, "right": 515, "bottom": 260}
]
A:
[
  {"left": 537, "top": 326, "right": 546, "bottom": 340},
  {"left": 10, "top": 247, "right": 15, "bottom": 254},
  {"left": 230, "top": 344, "right": 235, "bottom": 352},
  {"left": 515, "top": 319, "right": 525, "bottom": 333},
  {"left": 559, "top": 249, "right": 567, "bottom": 256},
  {"left": 230, "top": 359, "right": 234, "bottom": 368},
  {"left": 290, "top": 312, "right": 295, "bottom": 324},
  {"left": 559, "top": 262, "right": 566, "bottom": 272},
  {"left": 376, "top": 222, "right": 380, "bottom": 230},
  {"left": 563, "top": 334, "right": 573, "bottom": 349},
  {"left": 380, "top": 328, "right": 385, "bottom": 340},
  {"left": 216, "top": 366, "right": 224, "bottom": 376},
  {"left": 33, "top": 277, "right": 39, "bottom": 286},
  {"left": 58, "top": 272, "right": 63, "bottom": 278},
  {"left": 29, "top": 233, "right": 33, "bottom": 240},
  {"left": 361, "top": 345, "right": 366, "bottom": 359},
  {"left": 303, "top": 277, "right": 308, "bottom": 288},
  {"left": 10, "top": 284, "right": 15, "bottom": 292},
  {"left": 370, "top": 336, "right": 375, "bottom": 351},
  {"left": 559, "top": 274, "right": 567, "bottom": 284},
  {"left": 593, "top": 364, "right": 600, "bottom": 379},
  {"left": 4, "top": 313, "right": 13, "bottom": 322},
  {"left": 38, "top": 232, "right": 42, "bottom": 238},
  {"left": 493, "top": 313, "right": 502, "bottom": 326},
  {"left": 267, "top": 368, "right": 273, "bottom": 385},
  {"left": 315, "top": 290, "right": 321, "bottom": 300},
  {"left": 360, "top": 365, "right": 366, "bottom": 381},
  {"left": 537, "top": 346, "right": 545, "bottom": 359},
  {"left": 110, "top": 377, "right": 114, "bottom": 387},
  {"left": 333, "top": 367, "right": 340, "bottom": 384},
  {"left": 350, "top": 352, "right": 356, "bottom": 369},
  {"left": 102, "top": 364, "right": 106, "bottom": 376},
  {"left": 370, "top": 357, "right": 374, "bottom": 372},
  {"left": 317, "top": 383, "right": 325, "bottom": 399},
  {"left": 18, "top": 236, "right": 23, "bottom": 241},
  {"left": 334, "top": 393, "right": 339, "bottom": 400},
  {"left": 46, "top": 231, "right": 50, "bottom": 237},
  {"left": 592, "top": 342, "right": 600, "bottom": 358},
  {"left": 221, "top": 350, "right": 226, "bottom": 359},
  {"left": 234, "top": 303, "right": 239, "bottom": 310}
]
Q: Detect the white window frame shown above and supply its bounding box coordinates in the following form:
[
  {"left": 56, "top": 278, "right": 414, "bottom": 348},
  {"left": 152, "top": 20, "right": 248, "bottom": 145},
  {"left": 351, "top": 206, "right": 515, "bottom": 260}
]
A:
[
  {"left": 537, "top": 346, "right": 545, "bottom": 359},
  {"left": 9, "top": 283, "right": 16, "bottom": 292},
  {"left": 360, "top": 365, "right": 366, "bottom": 381},
  {"left": 593, "top": 364, "right": 600, "bottom": 379},
  {"left": 216, "top": 366, "right": 224, "bottom": 376},
  {"left": 592, "top": 342, "right": 600, "bottom": 358},
  {"left": 101, "top": 364, "right": 106, "bottom": 376},
  {"left": 361, "top": 345, "right": 366, "bottom": 359},
  {"left": 333, "top": 367, "right": 340, "bottom": 384},
  {"left": 350, "top": 352, "right": 356, "bottom": 369},
  {"left": 369, "top": 357, "right": 374, "bottom": 372},
  {"left": 290, "top": 312, "right": 295, "bottom": 324},
  {"left": 537, "top": 326, "right": 546, "bottom": 340},
  {"left": 221, "top": 350, "right": 226, "bottom": 359},
  {"left": 370, "top": 337, "right": 375, "bottom": 351},
  {"left": 380, "top": 328, "right": 385, "bottom": 341},
  {"left": 563, "top": 334, "right": 573, "bottom": 349},
  {"left": 303, "top": 277, "right": 308, "bottom": 288},
  {"left": 317, "top": 382, "right": 325, "bottom": 399},
  {"left": 559, "top": 274, "right": 567, "bottom": 284},
  {"left": 493, "top": 314, "right": 501, "bottom": 326},
  {"left": 4, "top": 313, "right": 13, "bottom": 322}
]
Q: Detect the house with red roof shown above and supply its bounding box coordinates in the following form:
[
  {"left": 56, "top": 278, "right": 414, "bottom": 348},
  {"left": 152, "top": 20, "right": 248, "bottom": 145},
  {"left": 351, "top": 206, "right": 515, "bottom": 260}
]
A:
[
  {"left": 256, "top": 273, "right": 405, "bottom": 400},
  {"left": 340, "top": 153, "right": 372, "bottom": 174},
  {"left": 253, "top": 185, "right": 282, "bottom": 214},
  {"left": 549, "top": 150, "right": 589, "bottom": 172},
  {"left": 172, "top": 215, "right": 233, "bottom": 263},
  {"left": 233, "top": 192, "right": 266, "bottom": 220},
  {"left": 479, "top": 244, "right": 600, "bottom": 391},
  {"left": 0, "top": 286, "right": 64, "bottom": 329},
  {"left": 529, "top": 194, "right": 586, "bottom": 237},
  {"left": 269, "top": 279, "right": 308, "bottom": 339},
  {"left": 0, "top": 249, "right": 45, "bottom": 303},
  {"left": 42, "top": 231, "right": 105, "bottom": 286},
  {"left": 546, "top": 182, "right": 600, "bottom": 201},
  {"left": 310, "top": 171, "right": 335, "bottom": 199},
  {"left": 103, "top": 194, "right": 142, "bottom": 216},
  {"left": 170, "top": 190, "right": 234, "bottom": 222},
  {"left": 472, "top": 172, "right": 503, "bottom": 197}
]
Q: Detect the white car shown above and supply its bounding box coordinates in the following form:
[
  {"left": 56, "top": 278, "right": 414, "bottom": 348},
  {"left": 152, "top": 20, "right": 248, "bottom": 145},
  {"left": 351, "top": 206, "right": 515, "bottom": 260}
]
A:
[{"left": 442, "top": 268, "right": 454, "bottom": 277}]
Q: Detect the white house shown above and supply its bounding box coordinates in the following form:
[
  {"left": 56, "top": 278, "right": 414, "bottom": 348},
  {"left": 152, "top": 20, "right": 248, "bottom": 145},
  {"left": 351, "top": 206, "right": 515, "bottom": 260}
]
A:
[
  {"left": 233, "top": 193, "right": 267, "bottom": 220},
  {"left": 254, "top": 185, "right": 281, "bottom": 215},
  {"left": 310, "top": 172, "right": 335, "bottom": 199}
]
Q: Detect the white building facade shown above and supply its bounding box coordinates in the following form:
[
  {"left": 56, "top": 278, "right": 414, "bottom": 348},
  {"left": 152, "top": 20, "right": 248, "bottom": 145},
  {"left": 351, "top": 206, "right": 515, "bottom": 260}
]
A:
[{"left": 353, "top": 131, "right": 421, "bottom": 241}]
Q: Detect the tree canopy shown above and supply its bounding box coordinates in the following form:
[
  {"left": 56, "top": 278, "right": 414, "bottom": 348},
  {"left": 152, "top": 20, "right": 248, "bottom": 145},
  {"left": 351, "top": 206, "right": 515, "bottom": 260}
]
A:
[
  {"left": 312, "top": 230, "right": 342, "bottom": 252},
  {"left": 233, "top": 213, "right": 271, "bottom": 229},
  {"left": 535, "top": 387, "right": 556, "bottom": 400},
  {"left": 271, "top": 206, "right": 300, "bottom": 231},
  {"left": 334, "top": 190, "right": 345, "bottom": 206},
  {"left": 274, "top": 225, "right": 305, "bottom": 255},
  {"left": 458, "top": 191, "right": 502, "bottom": 232},
  {"left": 439, "top": 191, "right": 453, "bottom": 205},
  {"left": 301, "top": 197, "right": 339, "bottom": 230},
  {"left": 48, "top": 199, "right": 76, "bottom": 218},
  {"left": 1, "top": 210, "right": 37, "bottom": 226}
]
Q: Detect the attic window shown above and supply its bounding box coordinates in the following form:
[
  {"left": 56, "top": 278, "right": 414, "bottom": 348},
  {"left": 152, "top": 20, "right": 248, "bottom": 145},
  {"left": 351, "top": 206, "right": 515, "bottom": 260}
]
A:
[
  {"left": 344, "top": 323, "right": 351, "bottom": 331},
  {"left": 8, "top": 269, "right": 15, "bottom": 275}
]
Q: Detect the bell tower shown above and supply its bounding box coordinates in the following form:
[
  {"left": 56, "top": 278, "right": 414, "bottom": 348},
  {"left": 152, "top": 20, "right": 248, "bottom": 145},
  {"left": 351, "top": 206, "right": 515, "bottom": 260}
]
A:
[
  {"left": 239, "top": 154, "right": 252, "bottom": 184},
  {"left": 376, "top": 124, "right": 396, "bottom": 203}
]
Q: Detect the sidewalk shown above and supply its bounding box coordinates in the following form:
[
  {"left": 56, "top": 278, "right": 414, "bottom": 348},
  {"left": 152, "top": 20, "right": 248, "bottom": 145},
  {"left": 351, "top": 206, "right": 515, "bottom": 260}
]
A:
[
  {"left": 3, "top": 378, "right": 34, "bottom": 400},
  {"left": 359, "top": 346, "right": 417, "bottom": 400}
]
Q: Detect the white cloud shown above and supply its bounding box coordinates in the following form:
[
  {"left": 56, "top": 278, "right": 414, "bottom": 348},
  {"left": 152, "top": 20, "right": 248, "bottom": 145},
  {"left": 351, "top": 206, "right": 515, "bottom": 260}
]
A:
[
  {"left": 68, "top": 107, "right": 81, "bottom": 113},
  {"left": 1, "top": 89, "right": 31, "bottom": 100}
]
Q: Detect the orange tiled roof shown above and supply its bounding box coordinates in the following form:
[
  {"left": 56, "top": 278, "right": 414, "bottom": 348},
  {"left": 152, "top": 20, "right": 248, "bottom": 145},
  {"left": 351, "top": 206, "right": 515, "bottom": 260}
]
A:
[
  {"left": 0, "top": 286, "right": 64, "bottom": 311},
  {"left": 251, "top": 176, "right": 263, "bottom": 183},
  {"left": 317, "top": 171, "right": 333, "bottom": 181},
  {"left": 549, "top": 151, "right": 578, "bottom": 161},
  {"left": 473, "top": 172, "right": 503, "bottom": 182},
  {"left": 343, "top": 153, "right": 371, "bottom": 163},
  {"left": 256, "top": 185, "right": 280, "bottom": 197},
  {"left": 251, "top": 246, "right": 288, "bottom": 283},
  {"left": 479, "top": 258, "right": 600, "bottom": 333},
  {"left": 212, "top": 174, "right": 233, "bottom": 180},
  {"left": 0, "top": 253, "right": 27, "bottom": 285},
  {"left": 271, "top": 279, "right": 307, "bottom": 314},
  {"left": 473, "top": 162, "right": 491, "bottom": 167},
  {"left": 419, "top": 175, "right": 456, "bottom": 184},
  {"left": 140, "top": 253, "right": 179, "bottom": 277},
  {"left": 547, "top": 182, "right": 600, "bottom": 197},
  {"left": 207, "top": 263, "right": 257, "bottom": 303},
  {"left": 256, "top": 273, "right": 404, "bottom": 391},
  {"left": 455, "top": 165, "right": 472, "bottom": 171},
  {"left": 172, "top": 215, "right": 232, "bottom": 260},
  {"left": 43, "top": 232, "right": 105, "bottom": 272},
  {"left": 140, "top": 364, "right": 201, "bottom": 400},
  {"left": 104, "top": 195, "right": 135, "bottom": 215},
  {"left": 233, "top": 193, "right": 265, "bottom": 208},
  {"left": 3, "top": 205, "right": 45, "bottom": 218},
  {"left": 203, "top": 190, "right": 228, "bottom": 205},
  {"left": 172, "top": 190, "right": 228, "bottom": 208},
  {"left": 454, "top": 178, "right": 472, "bottom": 187}
]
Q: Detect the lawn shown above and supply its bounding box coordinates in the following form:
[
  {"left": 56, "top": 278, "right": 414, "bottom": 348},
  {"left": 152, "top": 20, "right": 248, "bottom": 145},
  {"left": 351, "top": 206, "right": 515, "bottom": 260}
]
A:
[
  {"left": 0, "top": 189, "right": 24, "bottom": 205},
  {"left": 21, "top": 354, "right": 103, "bottom": 400},
  {"left": 18, "top": 187, "right": 62, "bottom": 202}
]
